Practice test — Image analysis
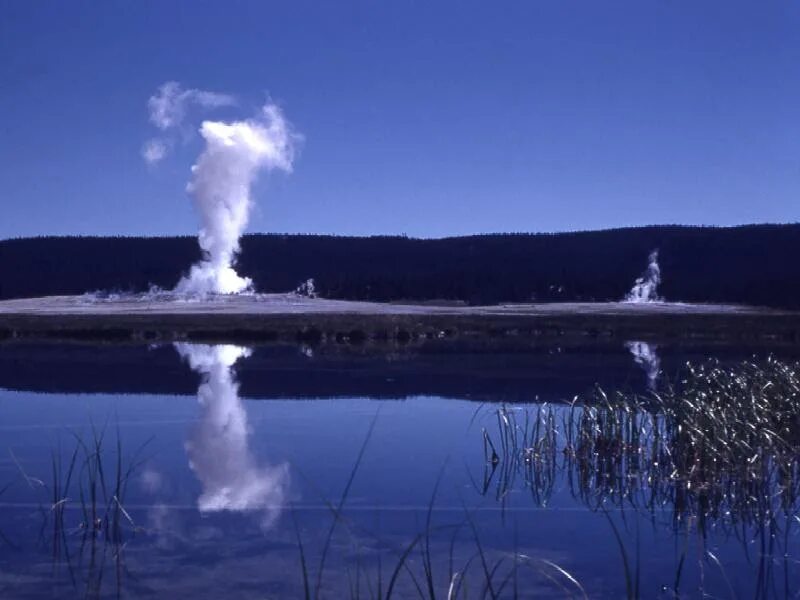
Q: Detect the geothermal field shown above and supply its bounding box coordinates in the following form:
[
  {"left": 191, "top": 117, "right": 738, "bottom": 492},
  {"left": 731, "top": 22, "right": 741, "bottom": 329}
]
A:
[
  {"left": 3, "top": 228, "right": 794, "bottom": 344},
  {"left": 0, "top": 293, "right": 798, "bottom": 343},
  {"left": 3, "top": 72, "right": 786, "bottom": 345}
]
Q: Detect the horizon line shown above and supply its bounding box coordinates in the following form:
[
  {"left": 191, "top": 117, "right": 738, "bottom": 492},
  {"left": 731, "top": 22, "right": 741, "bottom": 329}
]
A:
[{"left": 2, "top": 221, "right": 799, "bottom": 244}]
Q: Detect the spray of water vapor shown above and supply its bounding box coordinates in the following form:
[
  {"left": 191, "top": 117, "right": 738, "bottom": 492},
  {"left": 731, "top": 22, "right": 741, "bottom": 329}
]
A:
[
  {"left": 148, "top": 81, "right": 236, "bottom": 131},
  {"left": 625, "top": 340, "right": 660, "bottom": 389},
  {"left": 175, "top": 104, "right": 298, "bottom": 295},
  {"left": 143, "top": 81, "right": 237, "bottom": 165},
  {"left": 141, "top": 139, "right": 168, "bottom": 165},
  {"left": 625, "top": 249, "right": 662, "bottom": 303},
  {"left": 175, "top": 343, "right": 289, "bottom": 528},
  {"left": 140, "top": 84, "right": 305, "bottom": 295}
]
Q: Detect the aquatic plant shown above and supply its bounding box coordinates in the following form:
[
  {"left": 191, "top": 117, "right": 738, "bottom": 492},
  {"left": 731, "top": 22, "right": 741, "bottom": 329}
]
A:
[
  {"left": 481, "top": 356, "right": 800, "bottom": 598},
  {"left": 292, "top": 414, "right": 586, "bottom": 600},
  {"left": 2, "top": 422, "right": 151, "bottom": 598},
  {"left": 483, "top": 357, "right": 800, "bottom": 525}
]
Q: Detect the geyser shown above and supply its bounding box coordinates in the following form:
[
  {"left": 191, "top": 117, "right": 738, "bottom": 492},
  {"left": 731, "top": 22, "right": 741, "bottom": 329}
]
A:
[
  {"left": 625, "top": 249, "right": 662, "bottom": 303},
  {"left": 176, "top": 104, "right": 298, "bottom": 295}
]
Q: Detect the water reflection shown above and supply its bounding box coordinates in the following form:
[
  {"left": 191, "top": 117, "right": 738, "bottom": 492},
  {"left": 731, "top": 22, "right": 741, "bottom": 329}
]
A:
[
  {"left": 481, "top": 367, "right": 800, "bottom": 525},
  {"left": 626, "top": 340, "right": 660, "bottom": 389},
  {"left": 478, "top": 357, "right": 800, "bottom": 596},
  {"left": 175, "top": 343, "right": 289, "bottom": 527},
  {"left": 3, "top": 343, "right": 800, "bottom": 598}
]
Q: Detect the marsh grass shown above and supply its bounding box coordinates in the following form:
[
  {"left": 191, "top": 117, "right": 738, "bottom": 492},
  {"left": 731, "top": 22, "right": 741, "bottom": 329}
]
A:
[
  {"left": 292, "top": 414, "right": 585, "bottom": 599},
  {"left": 481, "top": 356, "right": 800, "bottom": 598},
  {"left": 483, "top": 356, "right": 800, "bottom": 524},
  {"left": 4, "top": 421, "right": 150, "bottom": 598}
]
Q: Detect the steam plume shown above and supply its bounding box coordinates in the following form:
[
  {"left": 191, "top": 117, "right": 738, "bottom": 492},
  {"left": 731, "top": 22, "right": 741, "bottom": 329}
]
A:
[
  {"left": 625, "top": 249, "right": 662, "bottom": 303},
  {"left": 141, "top": 139, "right": 168, "bottom": 165},
  {"left": 175, "top": 104, "right": 297, "bottom": 294},
  {"left": 148, "top": 81, "right": 236, "bottom": 131},
  {"left": 175, "top": 343, "right": 289, "bottom": 528},
  {"left": 143, "top": 81, "right": 236, "bottom": 165},
  {"left": 142, "top": 82, "right": 298, "bottom": 293}
]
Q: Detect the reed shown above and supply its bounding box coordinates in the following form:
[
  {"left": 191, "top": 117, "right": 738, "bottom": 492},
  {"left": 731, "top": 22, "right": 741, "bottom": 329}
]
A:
[
  {"left": 483, "top": 356, "right": 800, "bottom": 526},
  {"left": 293, "top": 416, "right": 583, "bottom": 599},
  {"left": 480, "top": 355, "right": 800, "bottom": 598},
  {"left": 0, "top": 421, "right": 152, "bottom": 598}
]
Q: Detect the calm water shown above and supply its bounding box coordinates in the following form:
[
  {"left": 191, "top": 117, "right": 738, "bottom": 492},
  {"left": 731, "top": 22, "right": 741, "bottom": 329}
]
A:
[{"left": 0, "top": 341, "right": 798, "bottom": 598}]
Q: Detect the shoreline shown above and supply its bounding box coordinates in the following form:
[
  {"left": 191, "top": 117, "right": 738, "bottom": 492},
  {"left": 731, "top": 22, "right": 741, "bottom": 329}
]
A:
[{"left": 1, "top": 295, "right": 799, "bottom": 344}]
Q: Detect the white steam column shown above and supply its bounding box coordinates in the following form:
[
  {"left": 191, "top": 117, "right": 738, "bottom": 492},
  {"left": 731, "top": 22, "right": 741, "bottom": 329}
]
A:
[
  {"left": 625, "top": 250, "right": 662, "bottom": 303},
  {"left": 176, "top": 104, "right": 297, "bottom": 295}
]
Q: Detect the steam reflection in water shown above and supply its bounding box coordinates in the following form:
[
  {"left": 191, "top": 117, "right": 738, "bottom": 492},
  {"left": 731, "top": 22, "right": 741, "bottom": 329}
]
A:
[
  {"left": 175, "top": 343, "right": 289, "bottom": 528},
  {"left": 626, "top": 340, "right": 660, "bottom": 389}
]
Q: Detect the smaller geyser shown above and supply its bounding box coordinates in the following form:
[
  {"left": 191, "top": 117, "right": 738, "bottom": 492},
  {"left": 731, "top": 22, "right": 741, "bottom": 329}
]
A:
[{"left": 625, "top": 249, "right": 662, "bottom": 303}]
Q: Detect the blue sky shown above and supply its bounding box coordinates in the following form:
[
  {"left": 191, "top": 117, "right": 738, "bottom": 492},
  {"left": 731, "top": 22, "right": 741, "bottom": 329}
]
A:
[{"left": 1, "top": 1, "right": 798, "bottom": 239}]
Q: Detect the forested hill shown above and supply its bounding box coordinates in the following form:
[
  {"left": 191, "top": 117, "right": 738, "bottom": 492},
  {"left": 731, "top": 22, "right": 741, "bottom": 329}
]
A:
[{"left": 1, "top": 224, "right": 799, "bottom": 308}]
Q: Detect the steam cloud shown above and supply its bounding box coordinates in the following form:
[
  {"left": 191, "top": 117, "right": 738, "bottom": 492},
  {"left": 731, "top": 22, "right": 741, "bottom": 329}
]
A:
[
  {"left": 141, "top": 139, "right": 168, "bottom": 165},
  {"left": 176, "top": 104, "right": 297, "bottom": 294},
  {"left": 175, "top": 343, "right": 289, "bottom": 528},
  {"left": 142, "top": 81, "right": 236, "bottom": 165},
  {"left": 148, "top": 81, "right": 236, "bottom": 131},
  {"left": 625, "top": 250, "right": 662, "bottom": 303},
  {"left": 143, "top": 81, "right": 299, "bottom": 294}
]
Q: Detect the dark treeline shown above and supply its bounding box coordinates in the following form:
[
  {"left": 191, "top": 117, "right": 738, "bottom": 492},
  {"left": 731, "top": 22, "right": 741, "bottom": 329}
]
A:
[{"left": 1, "top": 224, "right": 799, "bottom": 307}]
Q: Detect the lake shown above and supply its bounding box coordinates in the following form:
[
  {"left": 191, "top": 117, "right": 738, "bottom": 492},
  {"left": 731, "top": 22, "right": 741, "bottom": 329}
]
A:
[{"left": 0, "top": 340, "right": 798, "bottom": 598}]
